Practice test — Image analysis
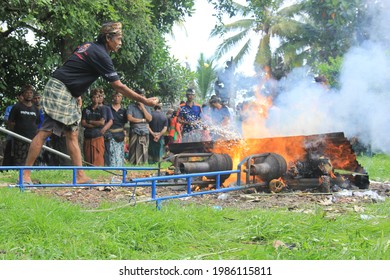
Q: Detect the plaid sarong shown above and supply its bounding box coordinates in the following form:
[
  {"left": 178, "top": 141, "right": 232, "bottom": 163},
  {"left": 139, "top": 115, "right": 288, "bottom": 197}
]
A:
[
  {"left": 128, "top": 131, "right": 149, "bottom": 165},
  {"left": 42, "top": 77, "right": 81, "bottom": 125}
]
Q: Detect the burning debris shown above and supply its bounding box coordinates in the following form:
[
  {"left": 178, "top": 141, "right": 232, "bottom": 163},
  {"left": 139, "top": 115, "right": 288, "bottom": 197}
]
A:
[{"left": 168, "top": 132, "right": 369, "bottom": 193}]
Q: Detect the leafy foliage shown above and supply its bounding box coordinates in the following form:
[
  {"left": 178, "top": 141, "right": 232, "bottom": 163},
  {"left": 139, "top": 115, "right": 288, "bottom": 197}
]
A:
[
  {"left": 0, "top": 0, "right": 195, "bottom": 117},
  {"left": 195, "top": 53, "right": 217, "bottom": 101},
  {"left": 149, "top": 0, "right": 195, "bottom": 33},
  {"left": 209, "top": 0, "right": 370, "bottom": 81},
  {"left": 315, "top": 56, "right": 343, "bottom": 89}
]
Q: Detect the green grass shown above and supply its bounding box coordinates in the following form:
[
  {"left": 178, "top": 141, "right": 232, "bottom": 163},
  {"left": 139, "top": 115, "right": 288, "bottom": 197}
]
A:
[
  {"left": 0, "top": 187, "right": 389, "bottom": 260},
  {"left": 358, "top": 154, "right": 390, "bottom": 182}
]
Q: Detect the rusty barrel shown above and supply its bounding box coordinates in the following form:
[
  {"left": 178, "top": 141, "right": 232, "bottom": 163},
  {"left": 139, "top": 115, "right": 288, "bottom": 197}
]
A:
[
  {"left": 179, "top": 153, "right": 233, "bottom": 182},
  {"left": 249, "top": 153, "right": 287, "bottom": 182}
]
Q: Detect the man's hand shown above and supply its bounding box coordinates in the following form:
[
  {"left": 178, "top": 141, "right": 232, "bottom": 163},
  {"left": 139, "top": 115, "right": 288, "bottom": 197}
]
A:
[{"left": 144, "top": 97, "right": 159, "bottom": 107}]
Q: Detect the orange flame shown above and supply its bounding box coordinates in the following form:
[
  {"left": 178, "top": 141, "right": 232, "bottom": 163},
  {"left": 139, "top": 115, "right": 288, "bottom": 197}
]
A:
[{"left": 241, "top": 89, "right": 273, "bottom": 139}]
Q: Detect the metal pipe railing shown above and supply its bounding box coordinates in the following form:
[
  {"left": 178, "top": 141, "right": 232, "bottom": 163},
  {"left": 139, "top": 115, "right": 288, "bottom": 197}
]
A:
[{"left": 0, "top": 166, "right": 252, "bottom": 209}]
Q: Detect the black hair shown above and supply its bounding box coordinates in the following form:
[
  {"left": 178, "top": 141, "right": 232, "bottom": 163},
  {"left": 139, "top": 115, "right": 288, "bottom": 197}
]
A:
[
  {"left": 96, "top": 33, "right": 116, "bottom": 44},
  {"left": 19, "top": 84, "right": 35, "bottom": 96},
  {"left": 186, "top": 88, "right": 195, "bottom": 95}
]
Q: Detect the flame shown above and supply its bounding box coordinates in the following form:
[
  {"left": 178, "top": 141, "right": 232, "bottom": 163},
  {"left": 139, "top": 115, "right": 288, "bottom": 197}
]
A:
[
  {"left": 241, "top": 89, "right": 273, "bottom": 139},
  {"left": 324, "top": 141, "right": 359, "bottom": 171},
  {"left": 210, "top": 132, "right": 363, "bottom": 186},
  {"left": 269, "top": 177, "right": 286, "bottom": 193},
  {"left": 212, "top": 136, "right": 307, "bottom": 185}
]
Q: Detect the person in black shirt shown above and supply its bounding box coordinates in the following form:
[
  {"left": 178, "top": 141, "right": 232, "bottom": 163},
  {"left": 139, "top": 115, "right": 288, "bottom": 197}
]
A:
[
  {"left": 81, "top": 90, "right": 106, "bottom": 166},
  {"left": 2, "top": 92, "right": 23, "bottom": 167},
  {"left": 108, "top": 91, "right": 127, "bottom": 166},
  {"left": 7, "top": 85, "right": 40, "bottom": 166},
  {"left": 97, "top": 89, "right": 114, "bottom": 166},
  {"left": 148, "top": 104, "right": 168, "bottom": 163},
  {"left": 22, "top": 22, "right": 159, "bottom": 184}
]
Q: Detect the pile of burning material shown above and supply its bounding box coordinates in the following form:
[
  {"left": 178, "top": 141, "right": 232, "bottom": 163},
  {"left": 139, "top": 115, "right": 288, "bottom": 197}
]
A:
[
  {"left": 168, "top": 132, "right": 369, "bottom": 192},
  {"left": 243, "top": 152, "right": 366, "bottom": 193}
]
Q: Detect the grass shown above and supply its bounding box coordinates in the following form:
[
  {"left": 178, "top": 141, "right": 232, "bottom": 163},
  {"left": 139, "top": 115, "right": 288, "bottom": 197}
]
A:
[
  {"left": 0, "top": 187, "right": 389, "bottom": 260},
  {"left": 358, "top": 153, "right": 390, "bottom": 182}
]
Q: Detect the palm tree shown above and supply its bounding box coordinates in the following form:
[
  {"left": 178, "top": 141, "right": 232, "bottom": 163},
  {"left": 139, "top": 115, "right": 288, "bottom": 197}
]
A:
[
  {"left": 210, "top": 0, "right": 364, "bottom": 79},
  {"left": 210, "top": 1, "right": 293, "bottom": 77},
  {"left": 195, "top": 53, "right": 217, "bottom": 101}
]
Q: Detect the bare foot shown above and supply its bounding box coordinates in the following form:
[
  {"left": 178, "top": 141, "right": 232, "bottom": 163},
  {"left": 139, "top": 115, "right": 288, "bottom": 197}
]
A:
[
  {"left": 22, "top": 177, "right": 33, "bottom": 184},
  {"left": 76, "top": 177, "right": 95, "bottom": 184},
  {"left": 23, "top": 170, "right": 32, "bottom": 184}
]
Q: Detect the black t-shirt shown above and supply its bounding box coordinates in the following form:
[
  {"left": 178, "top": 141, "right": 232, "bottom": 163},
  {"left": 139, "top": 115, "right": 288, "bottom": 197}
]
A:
[
  {"left": 8, "top": 102, "right": 40, "bottom": 139},
  {"left": 82, "top": 105, "right": 106, "bottom": 139},
  {"left": 52, "top": 42, "right": 120, "bottom": 97},
  {"left": 110, "top": 106, "right": 127, "bottom": 130},
  {"left": 149, "top": 110, "right": 168, "bottom": 133}
]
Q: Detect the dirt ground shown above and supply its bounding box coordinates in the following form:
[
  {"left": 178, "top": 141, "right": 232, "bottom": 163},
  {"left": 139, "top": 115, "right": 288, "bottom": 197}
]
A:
[{"left": 25, "top": 179, "right": 390, "bottom": 213}]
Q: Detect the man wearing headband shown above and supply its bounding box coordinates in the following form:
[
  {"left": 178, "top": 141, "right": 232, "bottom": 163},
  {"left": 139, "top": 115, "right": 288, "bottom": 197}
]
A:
[{"left": 22, "top": 22, "right": 159, "bottom": 185}]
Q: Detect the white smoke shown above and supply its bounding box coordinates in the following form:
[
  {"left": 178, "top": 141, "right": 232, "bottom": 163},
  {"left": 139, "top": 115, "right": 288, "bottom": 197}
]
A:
[{"left": 263, "top": 1, "right": 390, "bottom": 153}]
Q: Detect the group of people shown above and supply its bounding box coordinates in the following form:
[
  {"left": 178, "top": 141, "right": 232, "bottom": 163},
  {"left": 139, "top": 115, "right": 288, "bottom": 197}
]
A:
[
  {"left": 2, "top": 85, "right": 235, "bottom": 171},
  {"left": 169, "top": 88, "right": 234, "bottom": 144},
  {"left": 2, "top": 84, "right": 169, "bottom": 169},
  {"left": 1, "top": 21, "right": 237, "bottom": 185},
  {"left": 7, "top": 21, "right": 160, "bottom": 185}
]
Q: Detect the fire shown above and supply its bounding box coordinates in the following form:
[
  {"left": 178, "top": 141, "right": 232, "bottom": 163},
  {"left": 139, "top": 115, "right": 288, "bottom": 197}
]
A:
[
  {"left": 269, "top": 177, "right": 286, "bottom": 193},
  {"left": 240, "top": 91, "right": 273, "bottom": 139},
  {"left": 210, "top": 131, "right": 366, "bottom": 187},
  {"left": 211, "top": 136, "right": 307, "bottom": 186},
  {"left": 212, "top": 137, "right": 306, "bottom": 167},
  {"left": 324, "top": 141, "right": 360, "bottom": 171}
]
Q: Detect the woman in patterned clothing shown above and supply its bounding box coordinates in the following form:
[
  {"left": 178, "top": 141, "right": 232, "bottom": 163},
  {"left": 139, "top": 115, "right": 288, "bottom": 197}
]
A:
[{"left": 108, "top": 92, "right": 127, "bottom": 166}]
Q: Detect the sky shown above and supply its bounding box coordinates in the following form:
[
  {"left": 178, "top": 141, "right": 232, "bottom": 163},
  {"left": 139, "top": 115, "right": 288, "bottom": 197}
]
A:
[{"left": 165, "top": 0, "right": 257, "bottom": 75}]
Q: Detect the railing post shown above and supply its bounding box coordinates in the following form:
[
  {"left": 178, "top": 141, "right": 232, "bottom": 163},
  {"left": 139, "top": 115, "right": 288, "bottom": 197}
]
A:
[{"left": 186, "top": 176, "right": 192, "bottom": 194}]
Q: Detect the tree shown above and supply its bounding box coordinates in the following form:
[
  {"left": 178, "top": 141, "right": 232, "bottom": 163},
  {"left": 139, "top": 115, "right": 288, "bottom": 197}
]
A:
[
  {"left": 209, "top": 0, "right": 368, "bottom": 80},
  {"left": 314, "top": 56, "right": 343, "bottom": 89},
  {"left": 195, "top": 53, "right": 217, "bottom": 101},
  {"left": 0, "top": 0, "right": 195, "bottom": 117},
  {"left": 274, "top": 0, "right": 366, "bottom": 70},
  {"left": 150, "top": 0, "right": 195, "bottom": 33},
  {"left": 209, "top": 0, "right": 292, "bottom": 77}
]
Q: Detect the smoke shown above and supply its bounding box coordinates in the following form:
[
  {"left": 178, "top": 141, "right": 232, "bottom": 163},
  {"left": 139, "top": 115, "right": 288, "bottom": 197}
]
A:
[{"left": 260, "top": 1, "right": 390, "bottom": 153}]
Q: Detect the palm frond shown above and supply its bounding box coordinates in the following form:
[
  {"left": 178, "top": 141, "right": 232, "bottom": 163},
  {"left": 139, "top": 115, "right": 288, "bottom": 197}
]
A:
[
  {"left": 278, "top": 2, "right": 306, "bottom": 17},
  {"left": 270, "top": 19, "right": 305, "bottom": 37},
  {"left": 232, "top": 39, "right": 252, "bottom": 66},
  {"left": 210, "top": 18, "right": 255, "bottom": 38},
  {"left": 214, "top": 28, "right": 252, "bottom": 59},
  {"left": 255, "top": 33, "right": 271, "bottom": 67}
]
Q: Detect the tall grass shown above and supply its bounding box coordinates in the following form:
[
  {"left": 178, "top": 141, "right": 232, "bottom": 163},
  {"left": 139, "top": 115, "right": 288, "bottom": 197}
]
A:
[{"left": 0, "top": 187, "right": 389, "bottom": 260}]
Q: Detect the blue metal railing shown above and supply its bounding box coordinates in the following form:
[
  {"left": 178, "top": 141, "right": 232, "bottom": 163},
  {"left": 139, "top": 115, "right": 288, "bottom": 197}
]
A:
[
  {"left": 0, "top": 165, "right": 257, "bottom": 209},
  {"left": 131, "top": 170, "right": 244, "bottom": 209},
  {"left": 0, "top": 165, "right": 158, "bottom": 189}
]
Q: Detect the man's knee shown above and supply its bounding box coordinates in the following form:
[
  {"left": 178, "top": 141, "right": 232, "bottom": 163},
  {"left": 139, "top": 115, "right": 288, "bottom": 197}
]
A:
[
  {"left": 65, "top": 130, "right": 79, "bottom": 141},
  {"left": 36, "top": 130, "right": 52, "bottom": 143}
]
